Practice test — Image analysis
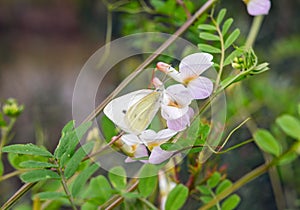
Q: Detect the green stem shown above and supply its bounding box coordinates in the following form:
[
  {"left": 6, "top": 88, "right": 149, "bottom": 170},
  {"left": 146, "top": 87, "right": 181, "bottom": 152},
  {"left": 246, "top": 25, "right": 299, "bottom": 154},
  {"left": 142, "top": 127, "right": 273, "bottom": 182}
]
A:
[
  {"left": 214, "top": 19, "right": 225, "bottom": 88},
  {"left": 57, "top": 165, "right": 77, "bottom": 210},
  {"left": 245, "top": 15, "right": 264, "bottom": 49}
]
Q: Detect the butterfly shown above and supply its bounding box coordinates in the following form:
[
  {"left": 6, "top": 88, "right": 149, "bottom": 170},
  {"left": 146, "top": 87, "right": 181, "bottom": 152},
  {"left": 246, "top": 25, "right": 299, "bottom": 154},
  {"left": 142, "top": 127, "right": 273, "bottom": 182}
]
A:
[{"left": 104, "top": 87, "right": 163, "bottom": 135}]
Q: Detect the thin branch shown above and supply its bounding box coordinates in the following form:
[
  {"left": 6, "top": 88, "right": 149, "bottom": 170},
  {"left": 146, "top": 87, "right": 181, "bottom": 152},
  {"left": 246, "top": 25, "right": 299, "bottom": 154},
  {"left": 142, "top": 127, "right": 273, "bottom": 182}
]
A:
[
  {"left": 1, "top": 182, "right": 36, "bottom": 210},
  {"left": 99, "top": 179, "right": 139, "bottom": 209}
]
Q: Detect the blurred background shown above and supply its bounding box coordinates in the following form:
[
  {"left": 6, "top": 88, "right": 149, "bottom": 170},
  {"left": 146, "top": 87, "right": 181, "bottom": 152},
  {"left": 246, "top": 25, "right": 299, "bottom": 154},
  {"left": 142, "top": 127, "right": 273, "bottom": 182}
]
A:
[{"left": 0, "top": 0, "right": 299, "bottom": 209}]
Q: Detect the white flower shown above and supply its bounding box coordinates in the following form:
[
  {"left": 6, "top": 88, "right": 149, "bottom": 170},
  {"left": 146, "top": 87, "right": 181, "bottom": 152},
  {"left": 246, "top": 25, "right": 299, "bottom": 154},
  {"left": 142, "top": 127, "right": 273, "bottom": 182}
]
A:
[
  {"left": 157, "top": 53, "right": 214, "bottom": 100},
  {"left": 122, "top": 129, "right": 177, "bottom": 164}
]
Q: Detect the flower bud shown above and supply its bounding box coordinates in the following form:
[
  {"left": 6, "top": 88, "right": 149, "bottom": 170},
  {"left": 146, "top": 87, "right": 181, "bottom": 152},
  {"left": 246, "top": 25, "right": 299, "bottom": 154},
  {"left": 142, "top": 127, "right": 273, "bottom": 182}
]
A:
[
  {"left": 2, "top": 98, "right": 24, "bottom": 117},
  {"left": 156, "top": 62, "right": 170, "bottom": 73}
]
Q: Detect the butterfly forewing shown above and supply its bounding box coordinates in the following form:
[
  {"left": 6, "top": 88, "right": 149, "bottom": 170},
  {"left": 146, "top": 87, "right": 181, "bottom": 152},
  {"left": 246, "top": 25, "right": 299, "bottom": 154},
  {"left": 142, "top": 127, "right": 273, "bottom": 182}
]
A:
[{"left": 125, "top": 91, "right": 162, "bottom": 134}]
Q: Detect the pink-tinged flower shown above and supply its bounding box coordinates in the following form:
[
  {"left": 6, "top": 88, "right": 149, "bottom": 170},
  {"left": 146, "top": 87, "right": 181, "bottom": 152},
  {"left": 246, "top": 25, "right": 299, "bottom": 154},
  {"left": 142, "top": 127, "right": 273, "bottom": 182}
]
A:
[
  {"left": 166, "top": 107, "right": 194, "bottom": 131},
  {"left": 160, "top": 84, "right": 194, "bottom": 131},
  {"left": 122, "top": 129, "right": 177, "bottom": 164},
  {"left": 243, "top": 0, "right": 271, "bottom": 16},
  {"left": 157, "top": 53, "right": 213, "bottom": 100}
]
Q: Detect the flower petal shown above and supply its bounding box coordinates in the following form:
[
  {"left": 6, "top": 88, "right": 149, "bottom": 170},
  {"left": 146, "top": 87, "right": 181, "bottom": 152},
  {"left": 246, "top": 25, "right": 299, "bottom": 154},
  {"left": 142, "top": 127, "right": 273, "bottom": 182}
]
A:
[
  {"left": 187, "top": 76, "right": 213, "bottom": 99},
  {"left": 140, "top": 129, "right": 177, "bottom": 142},
  {"left": 121, "top": 134, "right": 141, "bottom": 145},
  {"left": 164, "top": 84, "right": 193, "bottom": 107},
  {"left": 161, "top": 104, "right": 189, "bottom": 120},
  {"left": 167, "top": 107, "right": 194, "bottom": 131},
  {"left": 125, "top": 144, "right": 149, "bottom": 163},
  {"left": 247, "top": 0, "right": 271, "bottom": 16},
  {"left": 179, "top": 53, "right": 213, "bottom": 78},
  {"left": 149, "top": 146, "right": 174, "bottom": 164}
]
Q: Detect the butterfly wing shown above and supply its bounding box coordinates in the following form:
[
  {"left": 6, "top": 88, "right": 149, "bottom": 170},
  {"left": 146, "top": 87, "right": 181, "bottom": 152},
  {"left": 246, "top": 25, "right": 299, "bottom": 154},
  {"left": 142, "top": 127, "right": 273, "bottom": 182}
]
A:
[
  {"left": 125, "top": 90, "right": 162, "bottom": 134},
  {"left": 103, "top": 89, "right": 153, "bottom": 133}
]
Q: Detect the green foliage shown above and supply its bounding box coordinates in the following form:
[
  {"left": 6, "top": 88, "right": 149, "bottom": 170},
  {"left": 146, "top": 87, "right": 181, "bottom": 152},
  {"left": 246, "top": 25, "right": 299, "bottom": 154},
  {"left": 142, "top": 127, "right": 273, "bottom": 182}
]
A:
[
  {"left": 198, "top": 172, "right": 241, "bottom": 210},
  {"left": 276, "top": 115, "right": 300, "bottom": 140},
  {"left": 2, "top": 144, "right": 53, "bottom": 157},
  {"left": 34, "top": 192, "right": 66, "bottom": 201},
  {"left": 55, "top": 121, "right": 92, "bottom": 167},
  {"left": 138, "top": 164, "right": 158, "bottom": 197},
  {"left": 253, "top": 129, "right": 282, "bottom": 157},
  {"left": 221, "top": 194, "right": 241, "bottom": 210},
  {"left": 165, "top": 184, "right": 189, "bottom": 210},
  {"left": 71, "top": 163, "right": 99, "bottom": 197},
  {"left": 83, "top": 175, "right": 112, "bottom": 205},
  {"left": 108, "top": 166, "right": 127, "bottom": 190},
  {"left": 19, "top": 161, "right": 57, "bottom": 169},
  {"left": 198, "top": 8, "right": 240, "bottom": 67},
  {"left": 20, "top": 169, "right": 60, "bottom": 183},
  {"left": 64, "top": 141, "right": 94, "bottom": 179},
  {"left": 101, "top": 115, "right": 118, "bottom": 142},
  {"left": 207, "top": 172, "right": 221, "bottom": 188}
]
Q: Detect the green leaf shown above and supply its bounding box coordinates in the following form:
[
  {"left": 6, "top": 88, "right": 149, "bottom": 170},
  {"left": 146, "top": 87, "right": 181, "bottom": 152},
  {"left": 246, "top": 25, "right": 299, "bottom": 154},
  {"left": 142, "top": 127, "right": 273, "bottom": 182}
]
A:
[
  {"left": 224, "top": 29, "right": 240, "bottom": 49},
  {"left": 216, "top": 180, "right": 232, "bottom": 194},
  {"left": 197, "top": 185, "right": 211, "bottom": 195},
  {"left": 216, "top": 9, "right": 227, "bottom": 25},
  {"left": 59, "top": 121, "right": 93, "bottom": 167},
  {"left": 298, "top": 104, "right": 300, "bottom": 116},
  {"left": 221, "top": 194, "right": 241, "bottom": 210},
  {"left": 85, "top": 175, "right": 112, "bottom": 204},
  {"left": 19, "top": 161, "right": 57, "bottom": 169},
  {"left": 122, "top": 192, "right": 142, "bottom": 199},
  {"left": 222, "top": 18, "right": 234, "bottom": 35},
  {"left": 198, "top": 24, "right": 216, "bottom": 31},
  {"left": 138, "top": 164, "right": 158, "bottom": 197},
  {"left": 20, "top": 169, "right": 60, "bottom": 183},
  {"left": 198, "top": 44, "right": 221, "bottom": 54},
  {"left": 207, "top": 172, "right": 221, "bottom": 188},
  {"left": 200, "top": 32, "right": 220, "bottom": 41},
  {"left": 71, "top": 163, "right": 99, "bottom": 197},
  {"left": 200, "top": 196, "right": 212, "bottom": 203},
  {"left": 64, "top": 141, "right": 94, "bottom": 179},
  {"left": 34, "top": 192, "right": 66, "bottom": 200},
  {"left": 54, "top": 121, "right": 75, "bottom": 158},
  {"left": 160, "top": 142, "right": 181, "bottom": 151},
  {"left": 62, "top": 120, "right": 75, "bottom": 134},
  {"left": 108, "top": 166, "right": 127, "bottom": 190},
  {"left": 253, "top": 129, "right": 282, "bottom": 157},
  {"left": 165, "top": 184, "right": 188, "bottom": 210},
  {"left": 101, "top": 115, "right": 117, "bottom": 141},
  {"left": 276, "top": 115, "right": 300, "bottom": 140},
  {"left": 82, "top": 202, "right": 97, "bottom": 210},
  {"left": 277, "top": 151, "right": 297, "bottom": 165},
  {"left": 2, "top": 144, "right": 53, "bottom": 158}
]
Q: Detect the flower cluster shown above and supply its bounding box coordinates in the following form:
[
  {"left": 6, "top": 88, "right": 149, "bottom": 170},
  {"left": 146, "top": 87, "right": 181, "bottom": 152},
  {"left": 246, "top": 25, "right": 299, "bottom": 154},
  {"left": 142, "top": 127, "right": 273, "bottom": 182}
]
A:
[{"left": 104, "top": 53, "right": 214, "bottom": 164}]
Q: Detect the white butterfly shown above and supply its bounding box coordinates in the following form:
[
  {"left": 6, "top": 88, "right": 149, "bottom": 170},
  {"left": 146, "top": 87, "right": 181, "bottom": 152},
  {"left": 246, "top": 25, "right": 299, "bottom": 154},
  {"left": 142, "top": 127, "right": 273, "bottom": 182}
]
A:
[{"left": 103, "top": 87, "right": 163, "bottom": 135}]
